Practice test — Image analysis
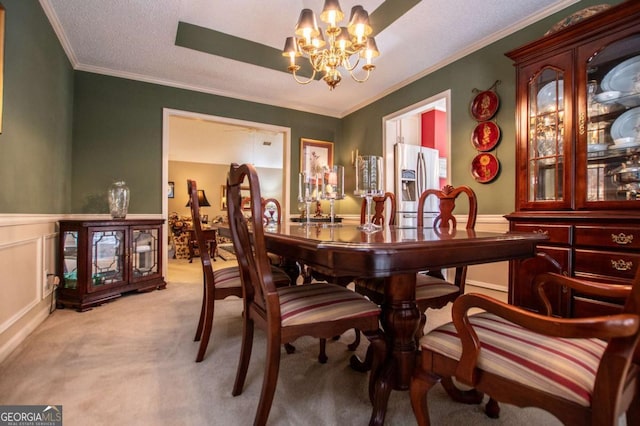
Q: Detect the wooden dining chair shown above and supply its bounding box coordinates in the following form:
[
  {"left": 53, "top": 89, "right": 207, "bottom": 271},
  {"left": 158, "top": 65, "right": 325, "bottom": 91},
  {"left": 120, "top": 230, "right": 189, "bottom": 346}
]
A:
[
  {"left": 360, "top": 191, "right": 396, "bottom": 229},
  {"left": 415, "top": 185, "right": 477, "bottom": 336},
  {"left": 188, "top": 179, "right": 243, "bottom": 363},
  {"left": 189, "top": 180, "right": 291, "bottom": 363},
  {"left": 261, "top": 197, "right": 281, "bottom": 226},
  {"left": 260, "top": 197, "right": 284, "bottom": 267},
  {"left": 227, "top": 163, "right": 386, "bottom": 426},
  {"left": 410, "top": 269, "right": 640, "bottom": 425}
]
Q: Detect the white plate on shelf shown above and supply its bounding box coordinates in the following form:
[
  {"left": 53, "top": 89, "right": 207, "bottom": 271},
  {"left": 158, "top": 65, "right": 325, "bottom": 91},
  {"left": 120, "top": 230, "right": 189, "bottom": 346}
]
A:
[
  {"left": 612, "top": 139, "right": 640, "bottom": 149},
  {"left": 614, "top": 137, "right": 635, "bottom": 145},
  {"left": 602, "top": 55, "right": 640, "bottom": 92},
  {"left": 587, "top": 143, "right": 609, "bottom": 152},
  {"left": 537, "top": 80, "right": 563, "bottom": 112},
  {"left": 593, "top": 91, "right": 622, "bottom": 104},
  {"left": 617, "top": 93, "right": 640, "bottom": 108},
  {"left": 611, "top": 107, "right": 640, "bottom": 141}
]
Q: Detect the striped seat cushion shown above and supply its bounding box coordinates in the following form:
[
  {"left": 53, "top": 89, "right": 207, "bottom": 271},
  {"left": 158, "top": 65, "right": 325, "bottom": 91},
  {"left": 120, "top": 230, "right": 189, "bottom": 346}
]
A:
[
  {"left": 213, "top": 265, "right": 291, "bottom": 289},
  {"left": 213, "top": 267, "right": 242, "bottom": 289},
  {"left": 278, "top": 283, "right": 380, "bottom": 327},
  {"left": 421, "top": 312, "right": 607, "bottom": 407},
  {"left": 415, "top": 275, "right": 459, "bottom": 300}
]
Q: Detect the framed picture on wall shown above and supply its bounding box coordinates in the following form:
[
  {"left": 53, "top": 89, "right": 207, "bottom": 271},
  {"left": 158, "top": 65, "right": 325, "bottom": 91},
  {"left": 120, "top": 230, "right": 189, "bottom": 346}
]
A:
[
  {"left": 300, "top": 138, "right": 333, "bottom": 175},
  {"left": 167, "top": 181, "right": 174, "bottom": 198}
]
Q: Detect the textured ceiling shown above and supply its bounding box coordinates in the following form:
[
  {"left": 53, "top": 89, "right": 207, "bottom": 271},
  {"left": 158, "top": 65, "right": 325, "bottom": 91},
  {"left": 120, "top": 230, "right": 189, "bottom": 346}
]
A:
[{"left": 41, "top": 0, "right": 578, "bottom": 118}]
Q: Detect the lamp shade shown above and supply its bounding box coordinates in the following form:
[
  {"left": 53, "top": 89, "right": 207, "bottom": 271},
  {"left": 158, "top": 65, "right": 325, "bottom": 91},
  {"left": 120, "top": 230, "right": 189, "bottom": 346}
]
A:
[
  {"left": 347, "top": 6, "right": 372, "bottom": 38},
  {"left": 360, "top": 36, "right": 380, "bottom": 58},
  {"left": 186, "top": 189, "right": 211, "bottom": 207},
  {"left": 282, "top": 36, "right": 301, "bottom": 57},
  {"left": 294, "top": 8, "right": 320, "bottom": 39},
  {"left": 320, "top": 0, "right": 344, "bottom": 26}
]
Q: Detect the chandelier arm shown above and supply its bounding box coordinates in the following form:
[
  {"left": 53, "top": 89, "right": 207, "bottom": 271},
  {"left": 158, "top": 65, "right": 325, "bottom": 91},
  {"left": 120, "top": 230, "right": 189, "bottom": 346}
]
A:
[
  {"left": 348, "top": 67, "right": 372, "bottom": 83},
  {"left": 341, "top": 55, "right": 361, "bottom": 72},
  {"left": 291, "top": 68, "right": 317, "bottom": 85}
]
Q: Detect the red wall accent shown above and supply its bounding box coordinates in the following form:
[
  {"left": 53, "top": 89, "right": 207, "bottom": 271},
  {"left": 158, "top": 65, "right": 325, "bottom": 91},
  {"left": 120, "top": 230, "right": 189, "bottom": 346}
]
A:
[{"left": 422, "top": 110, "right": 447, "bottom": 187}]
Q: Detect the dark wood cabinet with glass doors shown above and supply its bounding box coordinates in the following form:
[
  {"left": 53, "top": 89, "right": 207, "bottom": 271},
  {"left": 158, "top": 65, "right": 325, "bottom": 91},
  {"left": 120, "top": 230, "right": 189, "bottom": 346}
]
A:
[
  {"left": 505, "top": 2, "right": 640, "bottom": 318},
  {"left": 57, "top": 219, "right": 166, "bottom": 311}
]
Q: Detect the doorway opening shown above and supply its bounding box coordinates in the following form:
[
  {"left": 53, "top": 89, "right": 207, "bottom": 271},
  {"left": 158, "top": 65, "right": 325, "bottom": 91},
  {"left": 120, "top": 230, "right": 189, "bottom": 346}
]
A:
[
  {"left": 382, "top": 90, "right": 451, "bottom": 195},
  {"left": 161, "top": 108, "right": 291, "bottom": 277}
]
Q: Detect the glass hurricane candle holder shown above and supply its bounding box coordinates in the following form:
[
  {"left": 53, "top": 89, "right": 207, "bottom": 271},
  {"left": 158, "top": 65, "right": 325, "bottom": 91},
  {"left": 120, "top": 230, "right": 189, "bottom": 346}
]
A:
[
  {"left": 298, "top": 171, "right": 320, "bottom": 226},
  {"left": 321, "top": 165, "right": 344, "bottom": 226},
  {"left": 354, "top": 155, "right": 384, "bottom": 233}
]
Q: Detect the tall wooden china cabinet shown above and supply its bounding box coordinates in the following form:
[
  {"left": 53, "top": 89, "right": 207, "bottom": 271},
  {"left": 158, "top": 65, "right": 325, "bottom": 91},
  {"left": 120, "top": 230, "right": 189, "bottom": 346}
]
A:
[{"left": 505, "top": 2, "right": 640, "bottom": 317}]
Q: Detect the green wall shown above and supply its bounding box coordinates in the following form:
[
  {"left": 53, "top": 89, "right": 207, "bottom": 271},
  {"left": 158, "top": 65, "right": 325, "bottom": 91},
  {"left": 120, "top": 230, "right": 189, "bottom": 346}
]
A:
[
  {"left": 342, "top": 0, "right": 624, "bottom": 215},
  {"left": 0, "top": 0, "right": 626, "bottom": 216},
  {"left": 71, "top": 73, "right": 340, "bottom": 214},
  {"left": 0, "top": 0, "right": 73, "bottom": 213}
]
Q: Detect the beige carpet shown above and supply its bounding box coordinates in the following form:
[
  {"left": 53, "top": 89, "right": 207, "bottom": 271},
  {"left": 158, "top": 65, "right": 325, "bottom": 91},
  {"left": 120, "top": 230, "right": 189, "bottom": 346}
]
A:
[{"left": 0, "top": 259, "right": 620, "bottom": 425}]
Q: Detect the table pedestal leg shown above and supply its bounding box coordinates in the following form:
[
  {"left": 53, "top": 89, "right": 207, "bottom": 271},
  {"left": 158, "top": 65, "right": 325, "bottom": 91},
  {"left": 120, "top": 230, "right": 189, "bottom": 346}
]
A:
[{"left": 369, "top": 273, "right": 419, "bottom": 426}]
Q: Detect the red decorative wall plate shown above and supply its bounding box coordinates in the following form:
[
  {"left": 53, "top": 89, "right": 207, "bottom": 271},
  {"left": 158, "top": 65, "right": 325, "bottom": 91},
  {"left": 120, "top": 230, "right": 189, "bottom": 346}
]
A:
[
  {"left": 470, "top": 90, "right": 500, "bottom": 121},
  {"left": 471, "top": 121, "right": 501, "bottom": 152},
  {"left": 471, "top": 153, "right": 500, "bottom": 183}
]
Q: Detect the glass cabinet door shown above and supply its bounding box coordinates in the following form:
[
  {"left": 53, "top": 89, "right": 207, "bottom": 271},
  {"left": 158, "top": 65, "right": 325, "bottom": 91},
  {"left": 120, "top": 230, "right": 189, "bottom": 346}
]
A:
[
  {"left": 580, "top": 33, "right": 640, "bottom": 207},
  {"left": 89, "top": 228, "right": 126, "bottom": 291},
  {"left": 62, "top": 231, "right": 79, "bottom": 289},
  {"left": 526, "top": 66, "right": 568, "bottom": 206},
  {"left": 131, "top": 227, "right": 160, "bottom": 281}
]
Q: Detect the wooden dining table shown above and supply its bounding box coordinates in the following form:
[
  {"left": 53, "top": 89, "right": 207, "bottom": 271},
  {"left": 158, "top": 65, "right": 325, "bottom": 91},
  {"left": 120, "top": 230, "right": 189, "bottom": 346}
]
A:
[{"left": 222, "top": 222, "right": 547, "bottom": 425}]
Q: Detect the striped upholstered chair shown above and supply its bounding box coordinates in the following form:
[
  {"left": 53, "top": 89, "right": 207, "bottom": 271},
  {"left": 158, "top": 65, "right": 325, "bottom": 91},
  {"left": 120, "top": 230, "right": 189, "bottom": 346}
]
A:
[
  {"left": 410, "top": 270, "right": 640, "bottom": 425},
  {"left": 226, "top": 163, "right": 386, "bottom": 425},
  {"left": 188, "top": 179, "right": 291, "bottom": 363}
]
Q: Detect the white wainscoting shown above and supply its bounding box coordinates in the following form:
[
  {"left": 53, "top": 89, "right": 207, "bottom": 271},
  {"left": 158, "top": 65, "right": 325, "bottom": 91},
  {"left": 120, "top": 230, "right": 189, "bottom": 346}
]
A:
[{"left": 0, "top": 215, "right": 61, "bottom": 363}]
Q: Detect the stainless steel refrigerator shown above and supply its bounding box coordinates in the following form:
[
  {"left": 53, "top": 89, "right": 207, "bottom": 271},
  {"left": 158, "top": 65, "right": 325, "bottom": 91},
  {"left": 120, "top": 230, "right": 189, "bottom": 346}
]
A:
[{"left": 394, "top": 143, "right": 440, "bottom": 228}]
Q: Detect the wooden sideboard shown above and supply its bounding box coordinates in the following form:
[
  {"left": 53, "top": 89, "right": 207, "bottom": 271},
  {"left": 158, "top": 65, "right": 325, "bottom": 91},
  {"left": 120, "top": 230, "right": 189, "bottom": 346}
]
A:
[{"left": 57, "top": 219, "right": 166, "bottom": 311}]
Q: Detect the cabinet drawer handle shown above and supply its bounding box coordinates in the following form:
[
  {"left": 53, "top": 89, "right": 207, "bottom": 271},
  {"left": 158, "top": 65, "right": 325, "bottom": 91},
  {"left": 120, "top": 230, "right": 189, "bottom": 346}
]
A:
[
  {"left": 611, "top": 259, "right": 633, "bottom": 271},
  {"left": 533, "top": 229, "right": 548, "bottom": 235},
  {"left": 611, "top": 233, "right": 633, "bottom": 245},
  {"left": 578, "top": 112, "right": 586, "bottom": 135}
]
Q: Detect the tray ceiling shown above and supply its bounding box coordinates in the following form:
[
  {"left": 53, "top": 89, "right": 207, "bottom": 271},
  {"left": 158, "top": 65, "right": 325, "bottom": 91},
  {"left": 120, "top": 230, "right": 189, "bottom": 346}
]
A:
[{"left": 42, "top": 0, "right": 578, "bottom": 117}]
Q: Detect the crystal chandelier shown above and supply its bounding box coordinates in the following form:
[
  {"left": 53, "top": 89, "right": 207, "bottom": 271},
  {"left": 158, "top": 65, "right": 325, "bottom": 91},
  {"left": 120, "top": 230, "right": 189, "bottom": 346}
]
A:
[{"left": 282, "top": 1, "right": 380, "bottom": 90}]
